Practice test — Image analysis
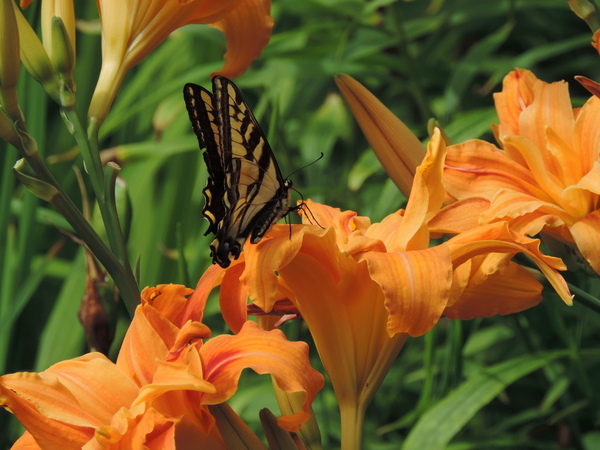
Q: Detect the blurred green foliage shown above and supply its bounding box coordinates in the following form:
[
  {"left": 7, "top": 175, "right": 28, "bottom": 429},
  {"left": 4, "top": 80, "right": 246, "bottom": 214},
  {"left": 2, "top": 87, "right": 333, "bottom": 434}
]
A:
[{"left": 2, "top": 0, "right": 600, "bottom": 448}]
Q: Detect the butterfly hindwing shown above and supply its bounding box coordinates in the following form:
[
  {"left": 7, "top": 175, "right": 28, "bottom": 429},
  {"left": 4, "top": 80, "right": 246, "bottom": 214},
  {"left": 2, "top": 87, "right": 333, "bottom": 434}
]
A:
[{"left": 183, "top": 76, "right": 293, "bottom": 268}]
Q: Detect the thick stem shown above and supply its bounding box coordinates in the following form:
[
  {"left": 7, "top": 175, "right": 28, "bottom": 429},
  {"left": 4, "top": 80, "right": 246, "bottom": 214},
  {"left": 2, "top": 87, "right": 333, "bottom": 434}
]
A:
[{"left": 339, "top": 401, "right": 365, "bottom": 450}]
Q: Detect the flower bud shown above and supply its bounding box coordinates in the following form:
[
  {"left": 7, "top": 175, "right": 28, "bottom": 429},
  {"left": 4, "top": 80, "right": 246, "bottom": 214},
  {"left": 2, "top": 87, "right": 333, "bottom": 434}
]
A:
[
  {"left": 0, "top": 0, "right": 22, "bottom": 122},
  {"left": 50, "top": 16, "right": 75, "bottom": 93},
  {"left": 12, "top": 0, "right": 60, "bottom": 102}
]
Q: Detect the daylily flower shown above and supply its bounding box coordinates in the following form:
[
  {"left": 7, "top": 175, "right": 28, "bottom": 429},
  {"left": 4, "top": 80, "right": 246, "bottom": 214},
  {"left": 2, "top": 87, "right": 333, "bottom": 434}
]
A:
[
  {"left": 0, "top": 284, "right": 324, "bottom": 449},
  {"left": 193, "top": 129, "right": 572, "bottom": 450},
  {"left": 88, "top": 0, "right": 274, "bottom": 127},
  {"left": 434, "top": 69, "right": 600, "bottom": 275}
]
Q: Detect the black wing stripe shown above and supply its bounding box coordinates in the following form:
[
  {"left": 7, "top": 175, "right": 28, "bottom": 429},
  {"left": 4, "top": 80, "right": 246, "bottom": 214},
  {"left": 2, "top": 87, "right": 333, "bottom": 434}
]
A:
[
  {"left": 183, "top": 83, "right": 226, "bottom": 235},
  {"left": 186, "top": 76, "right": 293, "bottom": 268}
]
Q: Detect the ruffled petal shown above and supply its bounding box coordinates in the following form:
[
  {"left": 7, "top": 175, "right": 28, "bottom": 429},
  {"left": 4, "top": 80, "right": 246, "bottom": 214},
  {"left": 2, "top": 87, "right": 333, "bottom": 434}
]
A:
[
  {"left": 200, "top": 321, "right": 324, "bottom": 432},
  {"left": 361, "top": 245, "right": 453, "bottom": 336},
  {"left": 443, "top": 260, "right": 543, "bottom": 320}
]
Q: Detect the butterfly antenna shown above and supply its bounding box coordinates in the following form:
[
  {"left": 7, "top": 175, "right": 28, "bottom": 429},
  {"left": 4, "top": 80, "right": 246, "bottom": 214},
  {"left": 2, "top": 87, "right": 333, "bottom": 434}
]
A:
[{"left": 285, "top": 153, "right": 324, "bottom": 179}]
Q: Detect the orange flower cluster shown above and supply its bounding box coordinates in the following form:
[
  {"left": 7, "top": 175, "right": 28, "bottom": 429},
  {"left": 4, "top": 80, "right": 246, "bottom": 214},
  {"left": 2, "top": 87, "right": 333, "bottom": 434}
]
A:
[
  {"left": 434, "top": 69, "right": 600, "bottom": 276},
  {"left": 0, "top": 285, "right": 323, "bottom": 449},
  {"left": 191, "top": 126, "right": 573, "bottom": 448}
]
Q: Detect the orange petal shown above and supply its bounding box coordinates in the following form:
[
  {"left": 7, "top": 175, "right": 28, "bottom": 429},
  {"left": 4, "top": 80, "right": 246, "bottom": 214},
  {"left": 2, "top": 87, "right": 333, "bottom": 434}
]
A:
[
  {"left": 140, "top": 284, "right": 194, "bottom": 324},
  {"left": 219, "top": 262, "right": 250, "bottom": 334},
  {"left": 444, "top": 139, "right": 545, "bottom": 201},
  {"left": 182, "top": 264, "right": 224, "bottom": 327},
  {"left": 200, "top": 321, "right": 324, "bottom": 432},
  {"left": 88, "top": 406, "right": 177, "bottom": 450},
  {"left": 117, "top": 305, "right": 178, "bottom": 386},
  {"left": 493, "top": 68, "right": 537, "bottom": 138},
  {"left": 335, "top": 74, "right": 426, "bottom": 197},
  {"left": 518, "top": 77, "right": 575, "bottom": 166},
  {"left": 0, "top": 383, "right": 91, "bottom": 449},
  {"left": 443, "top": 261, "right": 543, "bottom": 320},
  {"left": 241, "top": 226, "right": 336, "bottom": 313},
  {"left": 570, "top": 209, "right": 600, "bottom": 275},
  {"left": 362, "top": 245, "right": 453, "bottom": 336},
  {"left": 592, "top": 29, "right": 600, "bottom": 54},
  {"left": 209, "top": 0, "right": 274, "bottom": 78},
  {"left": 429, "top": 198, "right": 491, "bottom": 234},
  {"left": 480, "top": 189, "right": 567, "bottom": 229},
  {"left": 573, "top": 95, "right": 600, "bottom": 176},
  {"left": 447, "top": 222, "right": 572, "bottom": 305},
  {"left": 10, "top": 432, "right": 40, "bottom": 450}
]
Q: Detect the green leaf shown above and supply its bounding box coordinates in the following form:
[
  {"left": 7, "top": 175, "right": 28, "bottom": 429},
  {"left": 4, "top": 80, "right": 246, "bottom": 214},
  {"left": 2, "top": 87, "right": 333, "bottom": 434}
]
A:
[{"left": 401, "top": 351, "right": 568, "bottom": 450}]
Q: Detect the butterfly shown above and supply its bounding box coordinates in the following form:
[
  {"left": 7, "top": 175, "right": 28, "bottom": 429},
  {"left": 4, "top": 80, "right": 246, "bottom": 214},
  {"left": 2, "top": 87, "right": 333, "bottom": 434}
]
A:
[{"left": 183, "top": 76, "right": 295, "bottom": 268}]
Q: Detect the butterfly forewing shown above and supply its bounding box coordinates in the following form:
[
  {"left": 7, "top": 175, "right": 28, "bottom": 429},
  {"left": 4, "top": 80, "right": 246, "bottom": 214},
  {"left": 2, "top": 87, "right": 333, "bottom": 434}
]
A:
[
  {"left": 183, "top": 83, "right": 226, "bottom": 236},
  {"left": 184, "top": 76, "right": 293, "bottom": 268}
]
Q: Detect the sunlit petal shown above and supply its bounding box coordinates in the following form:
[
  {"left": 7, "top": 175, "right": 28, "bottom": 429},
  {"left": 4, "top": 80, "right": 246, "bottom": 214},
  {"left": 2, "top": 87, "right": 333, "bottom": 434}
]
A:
[{"left": 200, "top": 321, "right": 324, "bottom": 431}]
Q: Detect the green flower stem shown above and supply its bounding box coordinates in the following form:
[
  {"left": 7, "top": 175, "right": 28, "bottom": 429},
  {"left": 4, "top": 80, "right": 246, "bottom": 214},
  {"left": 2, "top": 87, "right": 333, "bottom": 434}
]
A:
[
  {"left": 49, "top": 191, "right": 139, "bottom": 315},
  {"left": 14, "top": 126, "right": 139, "bottom": 315},
  {"left": 568, "top": 282, "right": 600, "bottom": 315},
  {"left": 61, "top": 106, "right": 131, "bottom": 270}
]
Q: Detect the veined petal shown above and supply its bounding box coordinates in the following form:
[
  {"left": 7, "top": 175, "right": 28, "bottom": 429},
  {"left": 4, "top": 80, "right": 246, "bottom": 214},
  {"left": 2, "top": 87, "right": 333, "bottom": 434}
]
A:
[
  {"left": 0, "top": 382, "right": 91, "bottom": 449},
  {"left": 117, "top": 305, "right": 177, "bottom": 386},
  {"left": 335, "top": 74, "right": 426, "bottom": 198},
  {"left": 429, "top": 198, "right": 491, "bottom": 234},
  {"left": 444, "top": 139, "right": 547, "bottom": 201},
  {"left": 241, "top": 226, "right": 337, "bottom": 313},
  {"left": 518, "top": 78, "right": 575, "bottom": 166},
  {"left": 0, "top": 354, "right": 141, "bottom": 449},
  {"left": 570, "top": 209, "right": 600, "bottom": 274},
  {"left": 481, "top": 189, "right": 569, "bottom": 228},
  {"left": 494, "top": 68, "right": 537, "bottom": 138},
  {"left": 208, "top": 0, "right": 274, "bottom": 79},
  {"left": 361, "top": 245, "right": 453, "bottom": 336},
  {"left": 573, "top": 95, "right": 600, "bottom": 175},
  {"left": 200, "top": 321, "right": 324, "bottom": 432},
  {"left": 443, "top": 260, "right": 543, "bottom": 320},
  {"left": 446, "top": 222, "right": 572, "bottom": 305}
]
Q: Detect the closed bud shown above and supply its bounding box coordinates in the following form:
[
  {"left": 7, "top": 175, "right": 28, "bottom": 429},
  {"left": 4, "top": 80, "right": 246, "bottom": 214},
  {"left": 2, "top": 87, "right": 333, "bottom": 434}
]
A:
[
  {"left": 51, "top": 16, "right": 75, "bottom": 93},
  {"left": 0, "top": 0, "right": 22, "bottom": 122},
  {"left": 12, "top": 1, "right": 60, "bottom": 102}
]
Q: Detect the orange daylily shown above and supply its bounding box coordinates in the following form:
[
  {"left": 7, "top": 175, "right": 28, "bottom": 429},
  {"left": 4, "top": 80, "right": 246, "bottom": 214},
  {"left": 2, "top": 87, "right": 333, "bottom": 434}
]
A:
[
  {"left": 88, "top": 0, "right": 274, "bottom": 126},
  {"left": 435, "top": 69, "right": 600, "bottom": 275},
  {"left": 193, "top": 129, "right": 572, "bottom": 450},
  {"left": 1, "top": 284, "right": 324, "bottom": 449}
]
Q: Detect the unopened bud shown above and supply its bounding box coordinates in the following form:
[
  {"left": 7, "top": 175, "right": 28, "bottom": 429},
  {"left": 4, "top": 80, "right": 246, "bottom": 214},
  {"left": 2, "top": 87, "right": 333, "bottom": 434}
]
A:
[
  {"left": 12, "top": 1, "right": 60, "bottom": 102},
  {"left": 51, "top": 16, "right": 75, "bottom": 93},
  {"left": 0, "top": 0, "right": 21, "bottom": 122}
]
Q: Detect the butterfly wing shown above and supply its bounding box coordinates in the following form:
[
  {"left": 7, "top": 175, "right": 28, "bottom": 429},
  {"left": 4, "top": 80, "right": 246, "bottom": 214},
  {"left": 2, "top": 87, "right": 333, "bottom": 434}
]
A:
[
  {"left": 183, "top": 83, "right": 226, "bottom": 236},
  {"left": 184, "top": 77, "right": 292, "bottom": 268}
]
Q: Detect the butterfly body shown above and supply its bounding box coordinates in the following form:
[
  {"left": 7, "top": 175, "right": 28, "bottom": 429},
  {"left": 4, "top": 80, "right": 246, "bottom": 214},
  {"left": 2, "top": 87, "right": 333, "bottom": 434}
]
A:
[{"left": 183, "top": 76, "right": 293, "bottom": 268}]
